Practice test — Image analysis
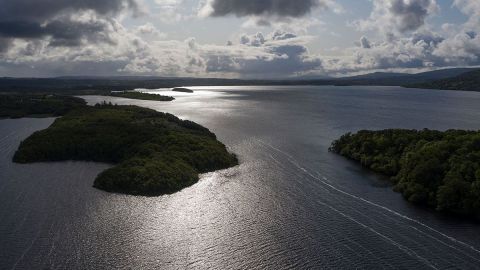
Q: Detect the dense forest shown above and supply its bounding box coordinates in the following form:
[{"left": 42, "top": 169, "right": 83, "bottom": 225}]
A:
[
  {"left": 330, "top": 129, "right": 480, "bottom": 219},
  {"left": 14, "top": 104, "right": 238, "bottom": 196},
  {"left": 0, "top": 94, "right": 86, "bottom": 118},
  {"left": 409, "top": 70, "right": 480, "bottom": 91},
  {"left": 110, "top": 91, "right": 175, "bottom": 101}
]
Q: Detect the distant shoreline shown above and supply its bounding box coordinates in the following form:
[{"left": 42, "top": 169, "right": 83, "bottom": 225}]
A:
[{"left": 0, "top": 67, "right": 477, "bottom": 95}]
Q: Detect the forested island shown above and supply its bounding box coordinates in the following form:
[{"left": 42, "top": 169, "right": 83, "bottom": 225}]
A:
[
  {"left": 172, "top": 87, "right": 194, "bottom": 93},
  {"left": 13, "top": 104, "right": 238, "bottom": 196},
  {"left": 330, "top": 129, "right": 480, "bottom": 219},
  {"left": 0, "top": 94, "right": 86, "bottom": 118},
  {"left": 110, "top": 91, "right": 175, "bottom": 101}
]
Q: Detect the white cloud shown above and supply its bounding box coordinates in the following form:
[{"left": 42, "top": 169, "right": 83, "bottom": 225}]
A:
[
  {"left": 152, "top": 0, "right": 186, "bottom": 23},
  {"left": 135, "top": 23, "right": 167, "bottom": 39},
  {"left": 453, "top": 0, "right": 480, "bottom": 30}
]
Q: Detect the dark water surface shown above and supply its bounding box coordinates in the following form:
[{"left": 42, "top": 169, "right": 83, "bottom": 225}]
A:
[{"left": 2, "top": 86, "right": 480, "bottom": 269}]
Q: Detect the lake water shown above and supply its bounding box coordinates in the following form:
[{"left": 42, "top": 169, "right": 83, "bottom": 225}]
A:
[{"left": 1, "top": 86, "right": 480, "bottom": 269}]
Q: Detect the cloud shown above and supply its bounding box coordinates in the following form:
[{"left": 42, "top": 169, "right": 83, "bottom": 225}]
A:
[
  {"left": 240, "top": 32, "right": 266, "bottom": 47},
  {"left": 331, "top": 0, "right": 480, "bottom": 76},
  {"left": 135, "top": 23, "right": 167, "bottom": 39},
  {"left": 0, "top": 27, "right": 324, "bottom": 78},
  {"left": 0, "top": 0, "right": 139, "bottom": 20},
  {"left": 428, "top": 0, "right": 480, "bottom": 66},
  {"left": 324, "top": 27, "right": 480, "bottom": 76},
  {"left": 272, "top": 31, "right": 298, "bottom": 41},
  {"left": 152, "top": 0, "right": 188, "bottom": 23},
  {"left": 1, "top": 0, "right": 479, "bottom": 78},
  {"left": 199, "top": 0, "right": 333, "bottom": 18},
  {"left": 433, "top": 32, "right": 480, "bottom": 66},
  {"left": 241, "top": 16, "right": 326, "bottom": 35},
  {"left": 359, "top": 36, "right": 371, "bottom": 49},
  {"left": 0, "top": 38, "right": 12, "bottom": 53},
  {"left": 202, "top": 31, "right": 322, "bottom": 77},
  {"left": 0, "top": 0, "right": 139, "bottom": 50},
  {"left": 325, "top": 36, "right": 436, "bottom": 74},
  {"left": 0, "top": 16, "right": 117, "bottom": 47},
  {"left": 453, "top": 0, "right": 480, "bottom": 30},
  {"left": 355, "top": 0, "right": 439, "bottom": 35}
]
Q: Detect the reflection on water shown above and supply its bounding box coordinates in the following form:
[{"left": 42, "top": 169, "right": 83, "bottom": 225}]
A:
[{"left": 1, "top": 86, "right": 480, "bottom": 269}]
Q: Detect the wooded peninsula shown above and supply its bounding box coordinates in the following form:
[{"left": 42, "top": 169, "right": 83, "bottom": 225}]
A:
[
  {"left": 0, "top": 92, "right": 173, "bottom": 119},
  {"left": 0, "top": 94, "right": 86, "bottom": 118},
  {"left": 330, "top": 129, "right": 480, "bottom": 220}
]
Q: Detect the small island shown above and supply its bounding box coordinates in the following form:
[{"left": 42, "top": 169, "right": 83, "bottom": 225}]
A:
[
  {"left": 110, "top": 91, "right": 175, "bottom": 101},
  {"left": 0, "top": 94, "right": 86, "bottom": 118},
  {"left": 172, "top": 87, "right": 194, "bottom": 93},
  {"left": 330, "top": 129, "right": 480, "bottom": 220},
  {"left": 13, "top": 104, "right": 238, "bottom": 196}
]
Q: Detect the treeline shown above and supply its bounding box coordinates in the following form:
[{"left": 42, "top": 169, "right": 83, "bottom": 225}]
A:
[
  {"left": 13, "top": 104, "right": 238, "bottom": 196},
  {"left": 110, "top": 91, "right": 175, "bottom": 101},
  {"left": 330, "top": 129, "right": 480, "bottom": 219},
  {"left": 0, "top": 94, "right": 86, "bottom": 118}
]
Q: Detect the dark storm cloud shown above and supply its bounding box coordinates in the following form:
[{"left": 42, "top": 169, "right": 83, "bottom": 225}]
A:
[
  {"left": 205, "top": 0, "right": 324, "bottom": 17},
  {"left": 389, "top": 0, "right": 436, "bottom": 32},
  {"left": 0, "top": 19, "right": 112, "bottom": 47},
  {"left": 0, "top": 0, "right": 138, "bottom": 48},
  {"left": 0, "top": 0, "right": 138, "bottom": 21}
]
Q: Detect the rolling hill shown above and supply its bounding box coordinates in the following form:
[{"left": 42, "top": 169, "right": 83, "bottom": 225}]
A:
[{"left": 407, "top": 69, "right": 480, "bottom": 91}]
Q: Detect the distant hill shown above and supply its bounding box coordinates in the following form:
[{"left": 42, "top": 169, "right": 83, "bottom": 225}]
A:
[
  {"left": 334, "top": 68, "right": 479, "bottom": 86},
  {"left": 0, "top": 67, "right": 478, "bottom": 94},
  {"left": 294, "top": 74, "right": 332, "bottom": 80},
  {"left": 408, "top": 68, "right": 478, "bottom": 81},
  {"left": 0, "top": 77, "right": 270, "bottom": 94},
  {"left": 339, "top": 72, "right": 408, "bottom": 80},
  {"left": 407, "top": 69, "right": 480, "bottom": 91}
]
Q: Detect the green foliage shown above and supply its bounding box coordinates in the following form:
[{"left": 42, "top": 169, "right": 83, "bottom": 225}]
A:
[
  {"left": 330, "top": 129, "right": 480, "bottom": 219},
  {"left": 13, "top": 104, "right": 238, "bottom": 196},
  {"left": 109, "top": 91, "right": 175, "bottom": 101},
  {"left": 0, "top": 94, "right": 86, "bottom": 118}
]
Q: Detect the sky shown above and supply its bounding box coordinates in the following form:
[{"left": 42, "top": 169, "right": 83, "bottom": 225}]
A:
[{"left": 0, "top": 0, "right": 479, "bottom": 78}]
